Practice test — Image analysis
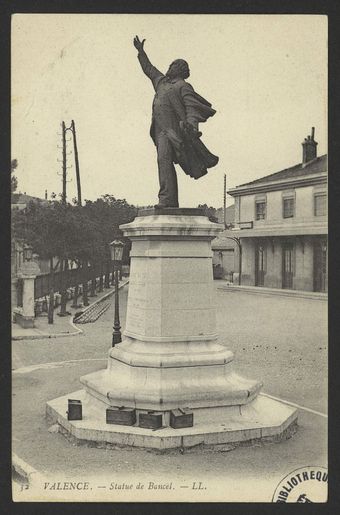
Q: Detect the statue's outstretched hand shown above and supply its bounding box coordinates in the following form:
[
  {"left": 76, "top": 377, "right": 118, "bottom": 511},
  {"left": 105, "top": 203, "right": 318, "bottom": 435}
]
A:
[{"left": 133, "top": 36, "right": 146, "bottom": 52}]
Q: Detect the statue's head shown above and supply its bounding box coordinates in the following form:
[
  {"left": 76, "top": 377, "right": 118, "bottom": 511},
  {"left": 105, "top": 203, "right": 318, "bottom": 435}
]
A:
[{"left": 166, "top": 59, "right": 190, "bottom": 80}]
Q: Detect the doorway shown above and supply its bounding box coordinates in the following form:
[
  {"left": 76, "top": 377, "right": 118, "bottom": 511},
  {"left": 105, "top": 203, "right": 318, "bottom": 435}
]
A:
[
  {"left": 313, "top": 239, "right": 327, "bottom": 292},
  {"left": 255, "top": 243, "right": 266, "bottom": 286},
  {"left": 282, "top": 242, "right": 294, "bottom": 289}
]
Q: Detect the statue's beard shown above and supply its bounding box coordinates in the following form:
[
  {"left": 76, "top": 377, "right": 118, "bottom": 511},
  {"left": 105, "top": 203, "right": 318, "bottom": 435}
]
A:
[{"left": 166, "top": 67, "right": 177, "bottom": 79}]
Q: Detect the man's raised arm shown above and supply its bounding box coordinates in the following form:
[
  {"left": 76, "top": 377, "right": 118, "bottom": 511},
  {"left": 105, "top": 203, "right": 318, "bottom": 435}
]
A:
[{"left": 133, "top": 36, "right": 163, "bottom": 89}]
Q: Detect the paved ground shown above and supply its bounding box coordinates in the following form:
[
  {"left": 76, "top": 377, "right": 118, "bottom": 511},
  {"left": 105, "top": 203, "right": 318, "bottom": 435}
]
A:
[{"left": 12, "top": 283, "right": 328, "bottom": 502}]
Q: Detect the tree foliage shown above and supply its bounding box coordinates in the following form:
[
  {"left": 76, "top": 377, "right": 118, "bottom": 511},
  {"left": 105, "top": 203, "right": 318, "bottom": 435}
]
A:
[
  {"left": 82, "top": 195, "right": 137, "bottom": 263},
  {"left": 12, "top": 195, "right": 137, "bottom": 266},
  {"left": 197, "top": 203, "right": 218, "bottom": 223},
  {"left": 11, "top": 159, "right": 18, "bottom": 193}
]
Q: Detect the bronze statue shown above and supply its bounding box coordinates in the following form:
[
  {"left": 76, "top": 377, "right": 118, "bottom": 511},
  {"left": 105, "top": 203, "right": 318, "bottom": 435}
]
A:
[{"left": 133, "top": 36, "right": 219, "bottom": 208}]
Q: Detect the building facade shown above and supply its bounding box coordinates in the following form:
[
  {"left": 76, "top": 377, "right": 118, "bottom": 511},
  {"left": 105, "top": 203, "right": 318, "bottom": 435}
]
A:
[{"left": 227, "top": 129, "right": 327, "bottom": 292}]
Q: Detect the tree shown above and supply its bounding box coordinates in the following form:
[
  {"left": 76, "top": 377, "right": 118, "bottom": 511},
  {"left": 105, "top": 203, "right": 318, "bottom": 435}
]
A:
[
  {"left": 197, "top": 204, "right": 218, "bottom": 223},
  {"left": 12, "top": 201, "right": 63, "bottom": 323},
  {"left": 11, "top": 159, "right": 18, "bottom": 194},
  {"left": 82, "top": 196, "right": 137, "bottom": 289},
  {"left": 67, "top": 204, "right": 104, "bottom": 305},
  {"left": 12, "top": 194, "right": 137, "bottom": 320}
]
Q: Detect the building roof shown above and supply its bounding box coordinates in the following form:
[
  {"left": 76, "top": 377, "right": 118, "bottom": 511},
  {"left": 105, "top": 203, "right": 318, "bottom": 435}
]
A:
[{"left": 237, "top": 154, "right": 327, "bottom": 188}]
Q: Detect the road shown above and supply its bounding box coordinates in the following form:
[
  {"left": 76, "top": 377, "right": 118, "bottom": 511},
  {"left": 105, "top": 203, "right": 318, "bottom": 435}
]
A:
[{"left": 12, "top": 284, "right": 327, "bottom": 502}]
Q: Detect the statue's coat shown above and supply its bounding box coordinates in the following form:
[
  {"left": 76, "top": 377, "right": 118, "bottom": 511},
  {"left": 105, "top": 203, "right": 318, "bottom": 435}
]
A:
[{"left": 138, "top": 50, "right": 219, "bottom": 179}]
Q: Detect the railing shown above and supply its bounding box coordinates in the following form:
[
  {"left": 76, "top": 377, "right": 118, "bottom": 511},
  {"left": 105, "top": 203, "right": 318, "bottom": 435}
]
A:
[
  {"left": 33, "top": 263, "right": 123, "bottom": 300},
  {"left": 34, "top": 268, "right": 80, "bottom": 299}
]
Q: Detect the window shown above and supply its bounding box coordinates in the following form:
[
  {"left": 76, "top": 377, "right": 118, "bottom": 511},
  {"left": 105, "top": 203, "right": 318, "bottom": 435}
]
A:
[
  {"left": 255, "top": 201, "right": 266, "bottom": 220},
  {"left": 283, "top": 197, "right": 295, "bottom": 218},
  {"left": 314, "top": 193, "right": 326, "bottom": 216}
]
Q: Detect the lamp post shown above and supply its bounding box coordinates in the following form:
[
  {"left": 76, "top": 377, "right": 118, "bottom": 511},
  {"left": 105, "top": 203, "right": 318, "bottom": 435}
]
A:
[
  {"left": 109, "top": 239, "right": 124, "bottom": 346},
  {"left": 23, "top": 244, "right": 33, "bottom": 262}
]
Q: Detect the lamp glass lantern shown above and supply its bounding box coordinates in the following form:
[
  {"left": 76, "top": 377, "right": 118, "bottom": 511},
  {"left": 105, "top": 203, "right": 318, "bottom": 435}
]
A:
[
  {"left": 109, "top": 239, "right": 124, "bottom": 265},
  {"left": 23, "top": 244, "right": 33, "bottom": 262}
]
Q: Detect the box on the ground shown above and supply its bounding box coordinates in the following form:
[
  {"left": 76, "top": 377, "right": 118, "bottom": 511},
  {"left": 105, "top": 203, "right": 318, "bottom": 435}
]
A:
[
  {"left": 170, "top": 408, "right": 194, "bottom": 429},
  {"left": 139, "top": 411, "right": 163, "bottom": 429},
  {"left": 67, "top": 399, "right": 82, "bottom": 420},
  {"left": 106, "top": 407, "right": 136, "bottom": 426}
]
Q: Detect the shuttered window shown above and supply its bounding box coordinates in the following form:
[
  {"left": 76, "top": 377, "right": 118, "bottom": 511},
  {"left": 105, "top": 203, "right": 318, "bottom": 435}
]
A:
[
  {"left": 283, "top": 197, "right": 295, "bottom": 218},
  {"left": 314, "top": 193, "right": 326, "bottom": 216},
  {"left": 255, "top": 201, "right": 266, "bottom": 220}
]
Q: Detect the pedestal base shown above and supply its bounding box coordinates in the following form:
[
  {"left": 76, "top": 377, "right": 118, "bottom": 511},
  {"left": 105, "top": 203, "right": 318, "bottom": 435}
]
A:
[
  {"left": 13, "top": 309, "right": 35, "bottom": 328},
  {"left": 80, "top": 338, "right": 262, "bottom": 411},
  {"left": 46, "top": 390, "right": 298, "bottom": 450}
]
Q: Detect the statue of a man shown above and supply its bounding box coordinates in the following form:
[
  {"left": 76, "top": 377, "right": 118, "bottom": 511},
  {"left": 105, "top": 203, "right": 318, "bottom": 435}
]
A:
[{"left": 133, "top": 36, "right": 219, "bottom": 208}]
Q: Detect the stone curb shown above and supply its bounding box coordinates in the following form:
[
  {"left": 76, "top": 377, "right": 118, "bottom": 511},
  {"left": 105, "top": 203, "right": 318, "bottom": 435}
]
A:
[
  {"left": 11, "top": 279, "right": 129, "bottom": 341},
  {"left": 217, "top": 283, "right": 327, "bottom": 301},
  {"left": 12, "top": 453, "right": 42, "bottom": 486},
  {"left": 11, "top": 314, "right": 84, "bottom": 341}
]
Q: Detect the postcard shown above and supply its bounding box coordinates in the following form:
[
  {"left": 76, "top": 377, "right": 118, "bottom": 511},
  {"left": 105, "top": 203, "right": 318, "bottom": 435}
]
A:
[{"left": 11, "top": 13, "right": 327, "bottom": 503}]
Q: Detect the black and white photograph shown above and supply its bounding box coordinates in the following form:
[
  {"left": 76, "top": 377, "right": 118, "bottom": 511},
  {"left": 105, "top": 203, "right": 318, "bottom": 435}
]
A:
[{"left": 10, "top": 13, "right": 327, "bottom": 502}]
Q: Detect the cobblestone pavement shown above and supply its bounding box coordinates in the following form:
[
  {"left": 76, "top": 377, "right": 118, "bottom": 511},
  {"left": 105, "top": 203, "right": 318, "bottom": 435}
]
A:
[{"left": 12, "top": 283, "right": 327, "bottom": 502}]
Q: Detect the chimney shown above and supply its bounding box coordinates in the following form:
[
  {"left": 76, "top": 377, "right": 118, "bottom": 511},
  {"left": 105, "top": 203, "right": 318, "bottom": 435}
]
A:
[{"left": 302, "top": 127, "right": 318, "bottom": 164}]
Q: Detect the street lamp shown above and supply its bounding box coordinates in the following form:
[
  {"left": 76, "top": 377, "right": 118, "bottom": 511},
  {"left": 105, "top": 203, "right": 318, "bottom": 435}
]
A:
[
  {"left": 23, "top": 244, "right": 33, "bottom": 262},
  {"left": 109, "top": 239, "right": 124, "bottom": 346}
]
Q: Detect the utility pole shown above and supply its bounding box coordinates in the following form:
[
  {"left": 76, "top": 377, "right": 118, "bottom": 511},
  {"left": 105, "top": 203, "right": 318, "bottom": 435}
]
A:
[
  {"left": 222, "top": 173, "right": 242, "bottom": 285},
  {"left": 71, "top": 119, "right": 82, "bottom": 206},
  {"left": 223, "top": 173, "right": 227, "bottom": 229},
  {"left": 61, "top": 121, "right": 67, "bottom": 204},
  {"left": 67, "top": 119, "right": 85, "bottom": 306},
  {"left": 59, "top": 121, "right": 70, "bottom": 316}
]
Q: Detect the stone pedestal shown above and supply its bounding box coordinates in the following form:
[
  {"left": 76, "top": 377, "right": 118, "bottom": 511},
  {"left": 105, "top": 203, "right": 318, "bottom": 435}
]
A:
[
  {"left": 47, "top": 209, "right": 297, "bottom": 449},
  {"left": 13, "top": 261, "right": 40, "bottom": 328}
]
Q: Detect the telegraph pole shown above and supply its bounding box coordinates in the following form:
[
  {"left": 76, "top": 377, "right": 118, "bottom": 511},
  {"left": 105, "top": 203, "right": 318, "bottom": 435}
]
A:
[
  {"left": 223, "top": 173, "right": 227, "bottom": 229},
  {"left": 222, "top": 172, "right": 242, "bottom": 285},
  {"left": 67, "top": 119, "right": 84, "bottom": 306},
  {"left": 71, "top": 119, "right": 82, "bottom": 206},
  {"left": 59, "top": 121, "right": 70, "bottom": 316},
  {"left": 62, "top": 121, "right": 67, "bottom": 204}
]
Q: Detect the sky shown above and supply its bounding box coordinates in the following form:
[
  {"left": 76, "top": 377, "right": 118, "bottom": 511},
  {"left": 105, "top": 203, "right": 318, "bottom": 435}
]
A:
[{"left": 12, "top": 14, "right": 327, "bottom": 208}]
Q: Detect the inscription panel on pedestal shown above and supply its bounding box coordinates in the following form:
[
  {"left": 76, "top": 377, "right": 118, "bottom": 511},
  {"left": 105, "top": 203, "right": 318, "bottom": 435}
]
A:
[
  {"left": 126, "top": 307, "right": 163, "bottom": 337},
  {"left": 159, "top": 282, "right": 215, "bottom": 310},
  {"left": 160, "top": 307, "right": 217, "bottom": 337}
]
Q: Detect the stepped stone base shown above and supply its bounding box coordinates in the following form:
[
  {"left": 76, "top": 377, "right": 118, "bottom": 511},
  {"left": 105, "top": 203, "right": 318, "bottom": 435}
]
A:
[
  {"left": 46, "top": 210, "right": 298, "bottom": 451},
  {"left": 46, "top": 390, "right": 298, "bottom": 450},
  {"left": 79, "top": 340, "right": 262, "bottom": 411}
]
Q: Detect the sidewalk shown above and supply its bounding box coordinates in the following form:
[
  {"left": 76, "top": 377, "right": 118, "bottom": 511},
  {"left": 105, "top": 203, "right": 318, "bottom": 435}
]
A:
[
  {"left": 11, "top": 278, "right": 129, "bottom": 340},
  {"left": 216, "top": 282, "right": 327, "bottom": 301}
]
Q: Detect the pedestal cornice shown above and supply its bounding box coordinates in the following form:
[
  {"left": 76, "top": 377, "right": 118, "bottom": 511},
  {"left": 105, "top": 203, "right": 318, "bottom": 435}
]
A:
[{"left": 121, "top": 213, "right": 224, "bottom": 240}]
